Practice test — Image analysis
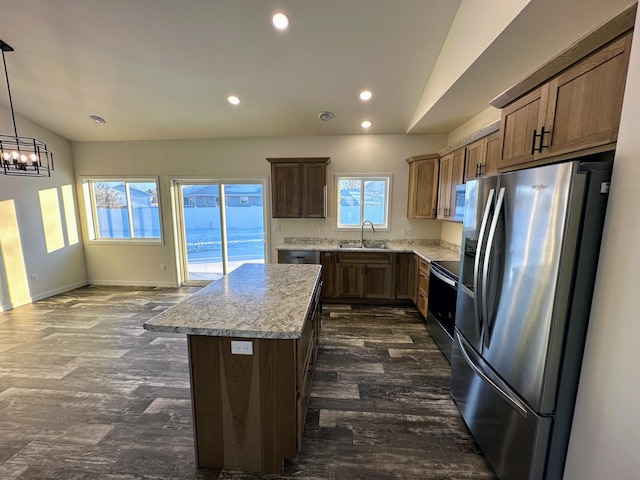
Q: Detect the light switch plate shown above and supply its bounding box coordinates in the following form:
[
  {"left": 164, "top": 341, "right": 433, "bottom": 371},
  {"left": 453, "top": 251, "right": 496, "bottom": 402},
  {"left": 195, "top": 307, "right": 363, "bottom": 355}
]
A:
[{"left": 231, "top": 340, "right": 253, "bottom": 355}]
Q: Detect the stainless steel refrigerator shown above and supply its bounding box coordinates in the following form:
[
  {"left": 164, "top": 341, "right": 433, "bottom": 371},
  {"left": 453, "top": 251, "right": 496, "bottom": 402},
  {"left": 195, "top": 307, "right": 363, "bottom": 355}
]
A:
[{"left": 451, "top": 154, "right": 613, "bottom": 480}]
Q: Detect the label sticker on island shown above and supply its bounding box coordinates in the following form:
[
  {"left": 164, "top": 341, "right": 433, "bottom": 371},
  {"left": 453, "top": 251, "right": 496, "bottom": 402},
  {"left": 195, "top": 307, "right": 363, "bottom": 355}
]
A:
[{"left": 231, "top": 340, "right": 253, "bottom": 355}]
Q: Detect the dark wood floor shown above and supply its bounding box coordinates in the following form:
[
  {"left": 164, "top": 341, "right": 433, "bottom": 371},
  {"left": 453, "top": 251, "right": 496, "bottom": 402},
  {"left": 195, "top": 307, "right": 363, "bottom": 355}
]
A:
[{"left": 0, "top": 286, "right": 496, "bottom": 479}]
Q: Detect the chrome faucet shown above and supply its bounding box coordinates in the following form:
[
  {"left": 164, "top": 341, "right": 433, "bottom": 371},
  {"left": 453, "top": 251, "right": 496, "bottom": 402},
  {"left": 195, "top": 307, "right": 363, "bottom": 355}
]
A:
[{"left": 361, "top": 220, "right": 375, "bottom": 247}]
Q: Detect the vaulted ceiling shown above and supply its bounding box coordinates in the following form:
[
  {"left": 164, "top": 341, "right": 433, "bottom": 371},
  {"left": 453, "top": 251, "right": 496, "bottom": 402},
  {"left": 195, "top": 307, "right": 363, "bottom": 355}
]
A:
[{"left": 0, "top": 0, "right": 635, "bottom": 142}]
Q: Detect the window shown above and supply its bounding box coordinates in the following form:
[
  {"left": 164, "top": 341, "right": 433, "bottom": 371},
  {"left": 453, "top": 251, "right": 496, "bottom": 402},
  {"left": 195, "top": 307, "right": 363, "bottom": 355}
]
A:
[
  {"left": 82, "top": 178, "right": 162, "bottom": 242},
  {"left": 336, "top": 175, "right": 391, "bottom": 229}
]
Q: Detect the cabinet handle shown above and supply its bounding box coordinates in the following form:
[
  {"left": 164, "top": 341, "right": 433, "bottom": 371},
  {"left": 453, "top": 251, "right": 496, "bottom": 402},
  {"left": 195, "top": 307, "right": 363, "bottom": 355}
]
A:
[
  {"left": 477, "top": 163, "right": 484, "bottom": 177},
  {"left": 432, "top": 207, "right": 436, "bottom": 216},
  {"left": 475, "top": 163, "right": 480, "bottom": 177},
  {"left": 531, "top": 127, "right": 549, "bottom": 154}
]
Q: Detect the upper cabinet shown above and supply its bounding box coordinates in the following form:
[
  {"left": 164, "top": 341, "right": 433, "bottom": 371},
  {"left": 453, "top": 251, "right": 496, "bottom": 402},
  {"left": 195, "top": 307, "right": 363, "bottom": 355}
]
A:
[
  {"left": 437, "top": 147, "right": 465, "bottom": 221},
  {"left": 464, "top": 131, "right": 500, "bottom": 182},
  {"left": 267, "top": 157, "right": 330, "bottom": 218},
  {"left": 406, "top": 154, "right": 439, "bottom": 219},
  {"left": 494, "top": 18, "right": 634, "bottom": 171}
]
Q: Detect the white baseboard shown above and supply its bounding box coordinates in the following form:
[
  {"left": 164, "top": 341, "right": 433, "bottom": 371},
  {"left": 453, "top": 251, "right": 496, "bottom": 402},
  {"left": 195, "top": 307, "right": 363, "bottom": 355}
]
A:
[
  {"left": 88, "top": 280, "right": 179, "bottom": 288},
  {"left": 0, "top": 280, "right": 89, "bottom": 312}
]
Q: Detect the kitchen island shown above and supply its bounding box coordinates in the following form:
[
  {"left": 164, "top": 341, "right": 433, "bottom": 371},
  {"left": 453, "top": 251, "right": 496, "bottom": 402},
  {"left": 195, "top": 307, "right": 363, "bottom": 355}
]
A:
[{"left": 144, "top": 263, "right": 322, "bottom": 474}]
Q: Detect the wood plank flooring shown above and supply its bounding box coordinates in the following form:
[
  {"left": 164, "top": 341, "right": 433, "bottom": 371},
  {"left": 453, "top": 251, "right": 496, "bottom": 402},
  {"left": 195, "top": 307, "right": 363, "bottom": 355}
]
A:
[{"left": 0, "top": 286, "right": 496, "bottom": 479}]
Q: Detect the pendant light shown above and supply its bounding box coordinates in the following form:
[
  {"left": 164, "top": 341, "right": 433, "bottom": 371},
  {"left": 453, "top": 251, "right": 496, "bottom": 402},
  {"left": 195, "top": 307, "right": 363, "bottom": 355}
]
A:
[{"left": 0, "top": 39, "right": 53, "bottom": 177}]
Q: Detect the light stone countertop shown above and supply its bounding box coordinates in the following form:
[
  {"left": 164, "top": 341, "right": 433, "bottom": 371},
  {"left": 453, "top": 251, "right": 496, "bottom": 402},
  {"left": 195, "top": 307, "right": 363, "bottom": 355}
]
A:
[
  {"left": 276, "top": 240, "right": 461, "bottom": 263},
  {"left": 143, "top": 263, "right": 322, "bottom": 339}
]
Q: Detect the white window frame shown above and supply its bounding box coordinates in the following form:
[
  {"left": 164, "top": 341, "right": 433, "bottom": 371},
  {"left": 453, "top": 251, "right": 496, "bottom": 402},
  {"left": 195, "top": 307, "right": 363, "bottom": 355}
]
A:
[
  {"left": 81, "top": 176, "right": 164, "bottom": 244},
  {"left": 335, "top": 174, "right": 392, "bottom": 231}
]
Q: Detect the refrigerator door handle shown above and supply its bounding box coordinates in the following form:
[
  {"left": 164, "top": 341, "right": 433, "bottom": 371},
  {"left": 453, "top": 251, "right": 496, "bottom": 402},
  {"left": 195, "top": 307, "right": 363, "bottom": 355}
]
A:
[
  {"left": 473, "top": 188, "right": 495, "bottom": 340},
  {"left": 456, "top": 332, "right": 528, "bottom": 418},
  {"left": 482, "top": 187, "right": 505, "bottom": 350}
]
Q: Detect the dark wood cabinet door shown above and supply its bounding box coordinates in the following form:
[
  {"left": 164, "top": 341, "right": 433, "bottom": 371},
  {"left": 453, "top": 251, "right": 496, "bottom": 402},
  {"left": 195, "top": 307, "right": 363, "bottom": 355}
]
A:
[
  {"left": 320, "top": 252, "right": 335, "bottom": 299},
  {"left": 499, "top": 87, "right": 544, "bottom": 170},
  {"left": 363, "top": 264, "right": 393, "bottom": 299},
  {"left": 437, "top": 153, "right": 452, "bottom": 218},
  {"left": 335, "top": 263, "right": 364, "bottom": 298},
  {"left": 484, "top": 131, "right": 501, "bottom": 177},
  {"left": 395, "top": 253, "right": 416, "bottom": 300},
  {"left": 271, "top": 163, "right": 301, "bottom": 218},
  {"left": 407, "top": 158, "right": 439, "bottom": 219},
  {"left": 465, "top": 139, "right": 485, "bottom": 182},
  {"left": 541, "top": 32, "right": 631, "bottom": 159},
  {"left": 440, "top": 147, "right": 465, "bottom": 221},
  {"left": 302, "top": 162, "right": 327, "bottom": 218},
  {"left": 268, "top": 158, "right": 329, "bottom": 218}
]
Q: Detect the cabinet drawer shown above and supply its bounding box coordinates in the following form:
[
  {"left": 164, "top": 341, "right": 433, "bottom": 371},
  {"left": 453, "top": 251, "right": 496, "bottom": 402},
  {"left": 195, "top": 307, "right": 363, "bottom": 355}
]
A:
[
  {"left": 416, "top": 290, "right": 428, "bottom": 317},
  {"left": 418, "top": 269, "right": 429, "bottom": 294},
  {"left": 337, "top": 252, "right": 392, "bottom": 264},
  {"left": 418, "top": 258, "right": 430, "bottom": 273}
]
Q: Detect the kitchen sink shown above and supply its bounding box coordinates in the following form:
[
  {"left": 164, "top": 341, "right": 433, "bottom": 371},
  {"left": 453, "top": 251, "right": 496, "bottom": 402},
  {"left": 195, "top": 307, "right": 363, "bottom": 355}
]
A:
[{"left": 338, "top": 242, "right": 389, "bottom": 250}]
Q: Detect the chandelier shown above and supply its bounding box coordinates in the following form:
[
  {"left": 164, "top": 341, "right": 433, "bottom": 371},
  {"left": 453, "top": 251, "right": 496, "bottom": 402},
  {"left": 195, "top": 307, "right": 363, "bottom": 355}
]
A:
[{"left": 0, "top": 39, "right": 53, "bottom": 177}]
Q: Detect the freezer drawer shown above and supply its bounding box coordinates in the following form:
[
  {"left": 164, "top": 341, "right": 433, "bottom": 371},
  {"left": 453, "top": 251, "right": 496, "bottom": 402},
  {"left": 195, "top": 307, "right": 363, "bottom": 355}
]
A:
[{"left": 451, "top": 332, "right": 552, "bottom": 480}]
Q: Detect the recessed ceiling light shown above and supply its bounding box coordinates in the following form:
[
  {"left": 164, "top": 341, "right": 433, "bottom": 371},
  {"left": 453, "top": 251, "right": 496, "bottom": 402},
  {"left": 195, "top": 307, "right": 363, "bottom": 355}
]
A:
[
  {"left": 360, "top": 120, "right": 373, "bottom": 129},
  {"left": 227, "top": 95, "right": 240, "bottom": 105},
  {"left": 89, "top": 115, "right": 106, "bottom": 124},
  {"left": 272, "top": 12, "right": 289, "bottom": 30},
  {"left": 318, "top": 111, "right": 334, "bottom": 121},
  {"left": 359, "top": 90, "right": 373, "bottom": 101}
]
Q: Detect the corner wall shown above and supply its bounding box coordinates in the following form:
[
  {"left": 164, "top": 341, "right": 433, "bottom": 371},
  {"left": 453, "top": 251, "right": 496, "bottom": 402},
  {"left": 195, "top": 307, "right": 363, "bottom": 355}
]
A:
[{"left": 0, "top": 109, "right": 87, "bottom": 310}]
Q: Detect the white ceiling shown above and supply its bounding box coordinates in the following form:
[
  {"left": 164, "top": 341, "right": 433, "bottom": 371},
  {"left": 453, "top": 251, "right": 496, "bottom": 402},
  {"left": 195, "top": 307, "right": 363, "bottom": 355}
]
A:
[{"left": 0, "top": 0, "right": 635, "bottom": 143}]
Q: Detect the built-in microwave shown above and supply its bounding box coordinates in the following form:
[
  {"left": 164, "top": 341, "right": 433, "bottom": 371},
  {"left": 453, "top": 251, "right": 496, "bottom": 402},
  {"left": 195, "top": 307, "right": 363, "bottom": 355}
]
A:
[{"left": 453, "top": 184, "right": 465, "bottom": 222}]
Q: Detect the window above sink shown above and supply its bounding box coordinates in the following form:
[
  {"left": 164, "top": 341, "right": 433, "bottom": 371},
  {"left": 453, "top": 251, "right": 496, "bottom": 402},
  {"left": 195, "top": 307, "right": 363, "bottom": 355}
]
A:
[{"left": 336, "top": 174, "right": 391, "bottom": 231}]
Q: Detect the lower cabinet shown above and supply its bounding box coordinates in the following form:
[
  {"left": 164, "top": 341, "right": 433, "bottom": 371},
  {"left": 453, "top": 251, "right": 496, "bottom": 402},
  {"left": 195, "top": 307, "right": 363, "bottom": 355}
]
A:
[
  {"left": 335, "top": 252, "right": 394, "bottom": 300},
  {"left": 415, "top": 257, "right": 430, "bottom": 318},
  {"left": 187, "top": 280, "right": 322, "bottom": 474},
  {"left": 320, "top": 252, "right": 335, "bottom": 299},
  {"left": 395, "top": 253, "right": 417, "bottom": 300}
]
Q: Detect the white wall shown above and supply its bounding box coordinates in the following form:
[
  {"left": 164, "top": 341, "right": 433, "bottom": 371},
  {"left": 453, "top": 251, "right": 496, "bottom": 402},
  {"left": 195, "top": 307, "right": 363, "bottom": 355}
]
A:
[
  {"left": 72, "top": 133, "right": 446, "bottom": 286},
  {"left": 447, "top": 106, "right": 501, "bottom": 148},
  {"left": 409, "top": 0, "right": 531, "bottom": 130},
  {"left": 563, "top": 5, "right": 640, "bottom": 479},
  {"left": 0, "top": 108, "right": 87, "bottom": 310}
]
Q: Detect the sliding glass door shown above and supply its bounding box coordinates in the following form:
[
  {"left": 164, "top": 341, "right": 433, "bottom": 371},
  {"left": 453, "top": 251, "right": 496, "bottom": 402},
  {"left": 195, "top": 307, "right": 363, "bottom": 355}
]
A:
[{"left": 175, "top": 181, "right": 266, "bottom": 284}]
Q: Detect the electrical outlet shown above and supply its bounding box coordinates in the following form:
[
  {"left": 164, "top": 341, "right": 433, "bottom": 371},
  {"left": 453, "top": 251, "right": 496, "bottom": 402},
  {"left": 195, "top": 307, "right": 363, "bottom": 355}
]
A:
[
  {"left": 319, "top": 227, "right": 325, "bottom": 236},
  {"left": 30, "top": 273, "right": 39, "bottom": 283},
  {"left": 160, "top": 264, "right": 167, "bottom": 271},
  {"left": 231, "top": 340, "right": 253, "bottom": 355},
  {"left": 402, "top": 228, "right": 413, "bottom": 237},
  {"left": 272, "top": 224, "right": 281, "bottom": 233}
]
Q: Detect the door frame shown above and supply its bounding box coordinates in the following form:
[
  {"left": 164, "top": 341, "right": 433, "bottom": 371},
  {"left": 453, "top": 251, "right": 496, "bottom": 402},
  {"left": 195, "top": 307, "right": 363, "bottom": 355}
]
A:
[{"left": 170, "top": 177, "right": 270, "bottom": 286}]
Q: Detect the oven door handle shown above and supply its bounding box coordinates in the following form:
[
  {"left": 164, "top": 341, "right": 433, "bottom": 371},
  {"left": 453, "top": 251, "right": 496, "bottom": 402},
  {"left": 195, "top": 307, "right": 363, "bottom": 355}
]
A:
[{"left": 430, "top": 267, "right": 456, "bottom": 288}]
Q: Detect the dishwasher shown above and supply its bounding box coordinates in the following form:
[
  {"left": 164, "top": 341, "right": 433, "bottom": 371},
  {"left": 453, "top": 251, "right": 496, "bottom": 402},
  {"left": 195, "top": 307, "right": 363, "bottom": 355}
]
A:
[{"left": 278, "top": 250, "right": 321, "bottom": 264}]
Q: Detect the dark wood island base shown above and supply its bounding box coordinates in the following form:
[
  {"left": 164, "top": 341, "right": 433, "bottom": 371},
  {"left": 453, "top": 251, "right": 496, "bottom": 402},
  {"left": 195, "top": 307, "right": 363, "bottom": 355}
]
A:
[
  {"left": 188, "top": 326, "right": 319, "bottom": 474},
  {"left": 144, "top": 264, "right": 322, "bottom": 474}
]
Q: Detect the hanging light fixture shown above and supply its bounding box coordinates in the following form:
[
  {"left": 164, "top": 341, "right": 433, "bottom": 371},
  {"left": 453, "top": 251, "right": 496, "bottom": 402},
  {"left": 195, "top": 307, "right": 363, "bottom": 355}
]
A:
[{"left": 0, "top": 39, "right": 53, "bottom": 177}]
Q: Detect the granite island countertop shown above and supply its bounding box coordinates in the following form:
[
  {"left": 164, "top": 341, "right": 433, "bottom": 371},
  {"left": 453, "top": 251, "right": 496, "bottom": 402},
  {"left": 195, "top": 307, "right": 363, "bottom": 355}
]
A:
[
  {"left": 143, "top": 263, "right": 322, "bottom": 339},
  {"left": 276, "top": 239, "right": 461, "bottom": 263}
]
